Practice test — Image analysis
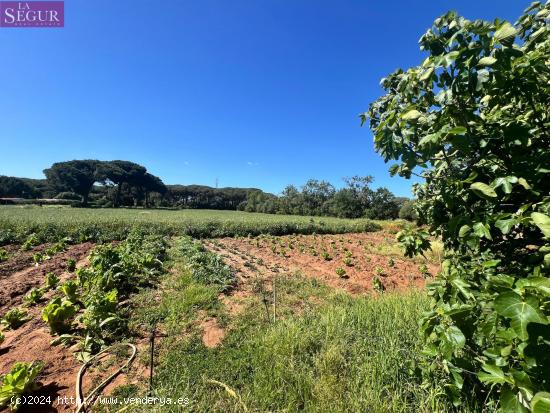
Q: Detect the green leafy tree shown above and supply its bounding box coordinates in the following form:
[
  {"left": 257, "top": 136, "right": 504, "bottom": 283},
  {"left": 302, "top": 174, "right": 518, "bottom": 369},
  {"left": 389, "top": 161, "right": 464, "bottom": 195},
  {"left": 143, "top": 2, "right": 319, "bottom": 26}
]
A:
[
  {"left": 0, "top": 176, "right": 37, "bottom": 198},
  {"left": 44, "top": 160, "right": 100, "bottom": 206},
  {"left": 398, "top": 199, "right": 418, "bottom": 221},
  {"left": 364, "top": 2, "right": 549, "bottom": 411},
  {"left": 365, "top": 187, "right": 399, "bottom": 220}
]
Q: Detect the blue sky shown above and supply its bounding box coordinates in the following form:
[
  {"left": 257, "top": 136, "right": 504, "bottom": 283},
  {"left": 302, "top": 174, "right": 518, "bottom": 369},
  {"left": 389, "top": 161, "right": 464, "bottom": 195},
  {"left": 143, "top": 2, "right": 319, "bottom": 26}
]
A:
[{"left": 0, "top": 0, "right": 524, "bottom": 196}]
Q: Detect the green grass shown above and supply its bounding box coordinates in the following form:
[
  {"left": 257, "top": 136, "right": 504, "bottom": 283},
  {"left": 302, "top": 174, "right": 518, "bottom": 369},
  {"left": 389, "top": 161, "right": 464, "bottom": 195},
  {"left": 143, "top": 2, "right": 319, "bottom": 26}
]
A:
[
  {"left": 122, "top": 238, "right": 460, "bottom": 413},
  {"left": 0, "top": 206, "right": 380, "bottom": 244}
]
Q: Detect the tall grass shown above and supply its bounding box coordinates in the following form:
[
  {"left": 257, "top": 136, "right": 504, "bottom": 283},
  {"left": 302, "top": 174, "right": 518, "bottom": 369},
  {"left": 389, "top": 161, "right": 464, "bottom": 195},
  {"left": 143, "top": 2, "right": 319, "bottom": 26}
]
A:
[
  {"left": 0, "top": 206, "right": 380, "bottom": 244},
  {"left": 126, "top": 243, "right": 457, "bottom": 413},
  {"left": 142, "top": 289, "right": 456, "bottom": 413}
]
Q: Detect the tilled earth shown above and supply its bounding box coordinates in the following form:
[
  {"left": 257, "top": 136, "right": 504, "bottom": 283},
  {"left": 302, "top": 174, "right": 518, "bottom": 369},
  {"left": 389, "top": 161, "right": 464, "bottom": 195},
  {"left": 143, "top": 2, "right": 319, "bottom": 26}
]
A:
[
  {"left": 0, "top": 243, "right": 95, "bottom": 412},
  {"left": 204, "top": 232, "right": 438, "bottom": 298}
]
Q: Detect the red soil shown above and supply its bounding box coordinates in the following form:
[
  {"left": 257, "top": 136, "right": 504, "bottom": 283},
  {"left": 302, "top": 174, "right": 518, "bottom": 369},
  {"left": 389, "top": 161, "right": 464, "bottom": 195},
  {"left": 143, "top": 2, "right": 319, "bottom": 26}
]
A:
[{"left": 0, "top": 243, "right": 94, "bottom": 412}]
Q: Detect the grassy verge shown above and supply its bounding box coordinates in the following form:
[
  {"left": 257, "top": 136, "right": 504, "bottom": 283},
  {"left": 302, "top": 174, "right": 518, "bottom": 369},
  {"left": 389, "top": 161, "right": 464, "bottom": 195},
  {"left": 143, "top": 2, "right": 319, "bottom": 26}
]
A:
[
  {"left": 0, "top": 206, "right": 381, "bottom": 245},
  {"left": 118, "top": 237, "right": 462, "bottom": 413}
]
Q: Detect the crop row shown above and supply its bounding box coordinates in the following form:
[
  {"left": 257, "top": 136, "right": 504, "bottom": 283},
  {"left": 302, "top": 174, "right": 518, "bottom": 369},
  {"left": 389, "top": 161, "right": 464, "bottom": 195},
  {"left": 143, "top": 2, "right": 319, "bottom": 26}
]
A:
[
  {"left": 0, "top": 207, "right": 381, "bottom": 246},
  {"left": 0, "top": 231, "right": 168, "bottom": 411}
]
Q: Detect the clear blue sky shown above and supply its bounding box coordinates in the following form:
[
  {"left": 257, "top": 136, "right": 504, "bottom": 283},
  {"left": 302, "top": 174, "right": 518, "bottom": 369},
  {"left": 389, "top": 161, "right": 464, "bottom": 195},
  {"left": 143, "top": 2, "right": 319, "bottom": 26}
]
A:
[{"left": 0, "top": 0, "right": 524, "bottom": 196}]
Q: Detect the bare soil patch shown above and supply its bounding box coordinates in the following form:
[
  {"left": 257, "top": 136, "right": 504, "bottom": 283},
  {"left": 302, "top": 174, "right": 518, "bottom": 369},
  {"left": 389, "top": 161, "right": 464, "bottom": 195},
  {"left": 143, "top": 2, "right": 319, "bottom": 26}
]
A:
[
  {"left": 0, "top": 244, "right": 51, "bottom": 279},
  {"left": 0, "top": 243, "right": 94, "bottom": 314},
  {"left": 201, "top": 318, "right": 225, "bottom": 348}
]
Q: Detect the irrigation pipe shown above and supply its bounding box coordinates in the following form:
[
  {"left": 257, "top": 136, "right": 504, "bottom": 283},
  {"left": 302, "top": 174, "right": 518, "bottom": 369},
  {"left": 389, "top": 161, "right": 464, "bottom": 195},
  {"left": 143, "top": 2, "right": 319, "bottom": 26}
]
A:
[{"left": 75, "top": 343, "right": 137, "bottom": 413}]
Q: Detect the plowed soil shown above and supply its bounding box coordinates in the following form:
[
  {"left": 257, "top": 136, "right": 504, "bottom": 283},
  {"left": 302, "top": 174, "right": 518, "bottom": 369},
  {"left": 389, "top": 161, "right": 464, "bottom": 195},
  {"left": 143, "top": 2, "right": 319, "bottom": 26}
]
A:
[
  {"left": 205, "top": 232, "right": 438, "bottom": 300},
  {"left": 0, "top": 243, "right": 94, "bottom": 413}
]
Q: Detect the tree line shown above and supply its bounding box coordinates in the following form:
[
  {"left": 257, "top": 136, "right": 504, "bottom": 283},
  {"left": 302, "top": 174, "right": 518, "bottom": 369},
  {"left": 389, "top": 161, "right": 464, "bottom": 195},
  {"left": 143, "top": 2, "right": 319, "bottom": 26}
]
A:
[
  {"left": 0, "top": 160, "right": 415, "bottom": 220},
  {"left": 238, "top": 176, "right": 415, "bottom": 220}
]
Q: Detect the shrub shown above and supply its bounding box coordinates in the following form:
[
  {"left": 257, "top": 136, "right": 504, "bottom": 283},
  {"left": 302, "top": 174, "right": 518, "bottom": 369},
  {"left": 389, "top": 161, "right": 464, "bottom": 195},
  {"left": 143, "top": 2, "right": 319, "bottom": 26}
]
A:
[
  {"left": 398, "top": 200, "right": 418, "bottom": 222},
  {"left": 54, "top": 192, "right": 82, "bottom": 200},
  {"left": 365, "top": 3, "right": 550, "bottom": 409}
]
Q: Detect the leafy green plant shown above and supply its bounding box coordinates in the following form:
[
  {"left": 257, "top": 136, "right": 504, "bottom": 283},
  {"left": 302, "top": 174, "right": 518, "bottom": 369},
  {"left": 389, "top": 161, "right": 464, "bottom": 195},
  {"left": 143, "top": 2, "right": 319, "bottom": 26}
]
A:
[
  {"left": 0, "top": 330, "right": 4, "bottom": 346},
  {"left": 23, "top": 288, "right": 43, "bottom": 306},
  {"left": 388, "top": 258, "right": 395, "bottom": 267},
  {"left": 343, "top": 257, "right": 354, "bottom": 267},
  {"left": 395, "top": 228, "right": 431, "bottom": 259},
  {"left": 418, "top": 264, "right": 430, "bottom": 278},
  {"left": 179, "top": 237, "right": 234, "bottom": 292},
  {"left": 21, "top": 234, "right": 38, "bottom": 251},
  {"left": 336, "top": 267, "right": 348, "bottom": 278},
  {"left": 0, "top": 361, "right": 44, "bottom": 411},
  {"left": 373, "top": 277, "right": 385, "bottom": 293},
  {"left": 365, "top": 2, "right": 550, "bottom": 409},
  {"left": 59, "top": 280, "right": 79, "bottom": 303},
  {"left": 66, "top": 258, "right": 76, "bottom": 272},
  {"left": 0, "top": 248, "right": 8, "bottom": 263},
  {"left": 374, "top": 266, "right": 386, "bottom": 277},
  {"left": 1, "top": 308, "right": 29, "bottom": 330},
  {"left": 32, "top": 252, "right": 45, "bottom": 265},
  {"left": 321, "top": 251, "right": 332, "bottom": 261},
  {"left": 44, "top": 272, "right": 60, "bottom": 289},
  {"left": 41, "top": 297, "right": 77, "bottom": 334}
]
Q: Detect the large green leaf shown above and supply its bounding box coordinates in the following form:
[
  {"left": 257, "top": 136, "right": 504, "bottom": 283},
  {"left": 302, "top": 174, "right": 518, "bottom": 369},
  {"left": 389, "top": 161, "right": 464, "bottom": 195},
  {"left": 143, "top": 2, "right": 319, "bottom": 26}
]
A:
[
  {"left": 494, "top": 22, "right": 517, "bottom": 45},
  {"left": 470, "top": 182, "right": 497, "bottom": 199},
  {"left": 448, "top": 126, "right": 467, "bottom": 135},
  {"left": 478, "top": 56, "right": 497, "bottom": 66},
  {"left": 531, "top": 212, "right": 550, "bottom": 237},
  {"left": 532, "top": 392, "right": 550, "bottom": 413},
  {"left": 495, "top": 218, "right": 517, "bottom": 235},
  {"left": 402, "top": 109, "right": 422, "bottom": 120},
  {"left": 473, "top": 222, "right": 492, "bottom": 240},
  {"left": 516, "top": 278, "right": 550, "bottom": 297},
  {"left": 442, "top": 51, "right": 460, "bottom": 67},
  {"left": 476, "top": 69, "right": 490, "bottom": 91},
  {"left": 501, "top": 388, "right": 529, "bottom": 413},
  {"left": 446, "top": 325, "right": 465, "bottom": 349},
  {"left": 494, "top": 292, "right": 547, "bottom": 340},
  {"left": 477, "top": 363, "right": 510, "bottom": 385}
]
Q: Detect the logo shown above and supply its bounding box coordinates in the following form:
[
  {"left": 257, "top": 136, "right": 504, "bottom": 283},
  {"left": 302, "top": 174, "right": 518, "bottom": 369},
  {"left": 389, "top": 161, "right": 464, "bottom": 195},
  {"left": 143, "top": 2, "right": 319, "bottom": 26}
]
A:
[{"left": 0, "top": 1, "right": 64, "bottom": 27}]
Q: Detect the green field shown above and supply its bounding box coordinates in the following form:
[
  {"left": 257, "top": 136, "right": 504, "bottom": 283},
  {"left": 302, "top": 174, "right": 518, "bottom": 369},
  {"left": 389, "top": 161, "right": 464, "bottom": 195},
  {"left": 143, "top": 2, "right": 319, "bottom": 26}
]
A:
[{"left": 0, "top": 206, "right": 383, "bottom": 244}]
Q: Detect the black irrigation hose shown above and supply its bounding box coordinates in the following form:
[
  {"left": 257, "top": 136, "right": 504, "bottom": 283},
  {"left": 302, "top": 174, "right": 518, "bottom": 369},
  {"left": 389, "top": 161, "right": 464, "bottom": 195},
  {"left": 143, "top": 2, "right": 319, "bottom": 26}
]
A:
[{"left": 75, "top": 343, "right": 137, "bottom": 413}]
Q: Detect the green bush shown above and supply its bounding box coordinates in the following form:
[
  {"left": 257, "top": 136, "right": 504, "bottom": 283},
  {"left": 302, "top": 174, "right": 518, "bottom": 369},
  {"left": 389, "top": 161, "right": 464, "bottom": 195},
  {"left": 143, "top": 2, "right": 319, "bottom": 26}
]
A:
[
  {"left": 398, "top": 200, "right": 418, "bottom": 222},
  {"left": 366, "top": 3, "right": 550, "bottom": 410}
]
